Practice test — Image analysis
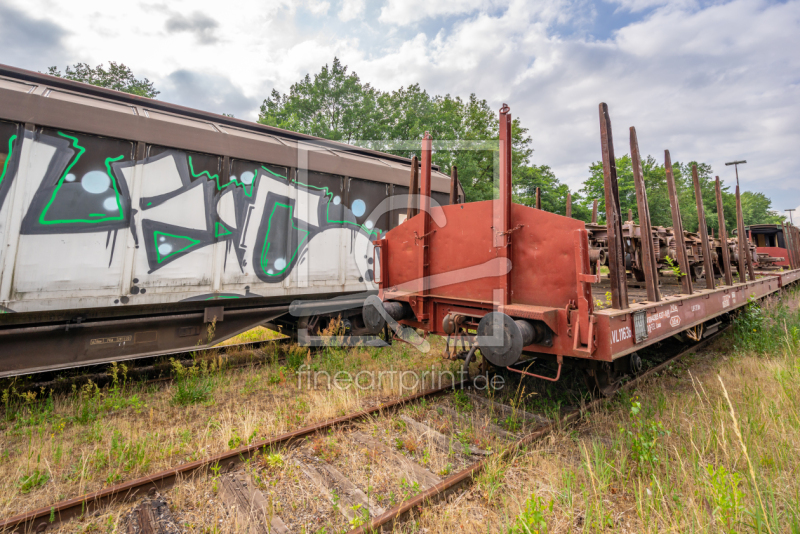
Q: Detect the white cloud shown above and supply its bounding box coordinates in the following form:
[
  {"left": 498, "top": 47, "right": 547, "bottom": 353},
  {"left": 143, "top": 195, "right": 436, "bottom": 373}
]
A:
[
  {"left": 0, "top": 0, "right": 797, "bottom": 209},
  {"left": 339, "top": 0, "right": 365, "bottom": 21},
  {"left": 306, "top": 0, "right": 331, "bottom": 15},
  {"left": 378, "top": 0, "right": 504, "bottom": 25}
]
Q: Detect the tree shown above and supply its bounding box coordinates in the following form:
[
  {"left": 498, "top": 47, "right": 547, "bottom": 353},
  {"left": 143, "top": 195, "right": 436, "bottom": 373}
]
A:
[
  {"left": 260, "top": 59, "right": 536, "bottom": 203},
  {"left": 740, "top": 191, "right": 785, "bottom": 226},
  {"left": 260, "top": 58, "right": 783, "bottom": 218},
  {"left": 46, "top": 62, "right": 159, "bottom": 98},
  {"left": 259, "top": 58, "right": 381, "bottom": 143}
]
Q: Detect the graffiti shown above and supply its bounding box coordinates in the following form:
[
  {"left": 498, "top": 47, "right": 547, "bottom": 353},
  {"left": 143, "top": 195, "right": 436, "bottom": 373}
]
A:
[
  {"left": 0, "top": 124, "right": 418, "bottom": 313},
  {"left": 0, "top": 121, "right": 21, "bottom": 214},
  {"left": 20, "top": 129, "right": 134, "bottom": 235}
]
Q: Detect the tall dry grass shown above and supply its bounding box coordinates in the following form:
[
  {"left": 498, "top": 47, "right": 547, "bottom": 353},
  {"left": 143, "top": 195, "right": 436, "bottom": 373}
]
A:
[{"left": 411, "top": 289, "right": 800, "bottom": 533}]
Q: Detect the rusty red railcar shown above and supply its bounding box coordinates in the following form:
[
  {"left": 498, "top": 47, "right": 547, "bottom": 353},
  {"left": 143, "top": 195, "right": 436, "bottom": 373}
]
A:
[{"left": 365, "top": 104, "right": 800, "bottom": 395}]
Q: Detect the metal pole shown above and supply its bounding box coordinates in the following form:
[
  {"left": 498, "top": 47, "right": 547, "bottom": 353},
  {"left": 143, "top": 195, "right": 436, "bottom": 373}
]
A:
[
  {"left": 692, "top": 165, "right": 715, "bottom": 290},
  {"left": 715, "top": 177, "right": 733, "bottom": 286},
  {"left": 788, "top": 223, "right": 799, "bottom": 270},
  {"left": 630, "top": 126, "right": 660, "bottom": 302},
  {"left": 406, "top": 155, "right": 419, "bottom": 220},
  {"left": 495, "top": 105, "right": 513, "bottom": 308},
  {"left": 783, "top": 223, "right": 795, "bottom": 269},
  {"left": 665, "top": 150, "right": 693, "bottom": 295},
  {"left": 598, "top": 103, "right": 628, "bottom": 309},
  {"left": 449, "top": 165, "right": 459, "bottom": 205},
  {"left": 735, "top": 185, "right": 755, "bottom": 281},
  {"left": 566, "top": 191, "right": 572, "bottom": 218},
  {"left": 787, "top": 208, "right": 795, "bottom": 225},
  {"left": 591, "top": 200, "right": 598, "bottom": 224},
  {"left": 535, "top": 187, "right": 541, "bottom": 210},
  {"left": 417, "top": 133, "right": 433, "bottom": 322}
]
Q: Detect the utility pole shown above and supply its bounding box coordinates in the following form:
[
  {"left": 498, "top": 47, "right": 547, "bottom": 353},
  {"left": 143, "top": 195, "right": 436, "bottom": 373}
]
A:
[
  {"left": 787, "top": 208, "right": 796, "bottom": 225},
  {"left": 725, "top": 160, "right": 747, "bottom": 187}
]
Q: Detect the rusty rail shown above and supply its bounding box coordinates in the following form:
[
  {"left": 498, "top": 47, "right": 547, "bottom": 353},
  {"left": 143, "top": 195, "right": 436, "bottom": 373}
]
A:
[
  {"left": 349, "top": 325, "right": 731, "bottom": 534},
  {"left": 0, "top": 381, "right": 466, "bottom": 533}
]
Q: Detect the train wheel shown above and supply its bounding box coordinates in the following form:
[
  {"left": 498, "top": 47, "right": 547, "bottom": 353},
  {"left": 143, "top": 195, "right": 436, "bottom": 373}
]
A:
[
  {"left": 583, "top": 363, "right": 620, "bottom": 397},
  {"left": 629, "top": 351, "right": 643, "bottom": 375}
]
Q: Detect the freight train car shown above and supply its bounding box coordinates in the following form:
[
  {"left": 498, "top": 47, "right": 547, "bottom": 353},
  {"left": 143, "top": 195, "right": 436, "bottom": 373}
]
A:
[
  {"left": 0, "top": 64, "right": 460, "bottom": 377},
  {"left": 745, "top": 224, "right": 799, "bottom": 270},
  {"left": 366, "top": 104, "right": 800, "bottom": 396}
]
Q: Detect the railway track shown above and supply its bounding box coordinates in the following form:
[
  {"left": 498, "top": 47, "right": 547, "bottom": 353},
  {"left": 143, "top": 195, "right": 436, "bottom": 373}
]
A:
[
  {"left": 2, "top": 337, "right": 291, "bottom": 397},
  {"left": 1, "top": 326, "right": 727, "bottom": 534}
]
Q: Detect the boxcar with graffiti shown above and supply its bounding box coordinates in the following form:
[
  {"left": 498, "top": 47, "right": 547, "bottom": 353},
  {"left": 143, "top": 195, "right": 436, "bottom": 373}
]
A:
[{"left": 0, "top": 64, "right": 459, "bottom": 377}]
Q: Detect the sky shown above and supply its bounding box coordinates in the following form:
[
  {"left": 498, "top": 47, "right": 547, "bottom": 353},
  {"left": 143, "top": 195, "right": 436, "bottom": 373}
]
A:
[{"left": 1, "top": 0, "right": 798, "bottom": 218}]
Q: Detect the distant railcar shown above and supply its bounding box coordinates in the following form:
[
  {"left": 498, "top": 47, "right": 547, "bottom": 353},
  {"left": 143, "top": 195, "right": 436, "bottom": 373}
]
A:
[
  {"left": 746, "top": 224, "right": 793, "bottom": 269},
  {"left": 0, "top": 64, "right": 460, "bottom": 377}
]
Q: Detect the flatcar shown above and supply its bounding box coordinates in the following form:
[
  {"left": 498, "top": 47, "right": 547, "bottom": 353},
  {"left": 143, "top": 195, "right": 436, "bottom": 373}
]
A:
[
  {"left": 0, "top": 64, "right": 460, "bottom": 377},
  {"left": 365, "top": 104, "right": 800, "bottom": 396}
]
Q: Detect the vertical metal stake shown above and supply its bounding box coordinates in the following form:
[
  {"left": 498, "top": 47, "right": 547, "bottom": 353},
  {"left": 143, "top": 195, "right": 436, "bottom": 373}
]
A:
[
  {"left": 449, "top": 165, "right": 459, "bottom": 205},
  {"left": 566, "top": 191, "right": 572, "bottom": 218},
  {"left": 406, "top": 155, "right": 419, "bottom": 220},
  {"left": 715, "top": 177, "right": 733, "bottom": 286},
  {"left": 692, "top": 165, "right": 715, "bottom": 290},
  {"left": 630, "top": 126, "right": 659, "bottom": 302},
  {"left": 598, "top": 103, "right": 628, "bottom": 309},
  {"left": 665, "top": 150, "right": 693, "bottom": 295}
]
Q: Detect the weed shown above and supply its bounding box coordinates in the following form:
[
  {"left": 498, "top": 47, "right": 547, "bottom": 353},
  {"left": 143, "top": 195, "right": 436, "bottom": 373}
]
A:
[
  {"left": 400, "top": 477, "right": 421, "bottom": 499},
  {"left": 507, "top": 494, "right": 552, "bottom": 534},
  {"left": 619, "top": 398, "right": 669, "bottom": 470},
  {"left": 18, "top": 468, "right": 49, "bottom": 493},
  {"left": 452, "top": 389, "right": 472, "bottom": 412},
  {"left": 170, "top": 359, "right": 216, "bottom": 406},
  {"left": 664, "top": 255, "right": 685, "bottom": 278},
  {"left": 702, "top": 464, "right": 745, "bottom": 533},
  {"left": 265, "top": 453, "right": 284, "bottom": 469},
  {"left": 348, "top": 503, "right": 369, "bottom": 528}
]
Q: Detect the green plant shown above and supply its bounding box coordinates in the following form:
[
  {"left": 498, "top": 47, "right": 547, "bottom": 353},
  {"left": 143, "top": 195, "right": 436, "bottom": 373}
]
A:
[
  {"left": 18, "top": 468, "right": 49, "bottom": 493},
  {"left": 400, "top": 477, "right": 421, "bottom": 499},
  {"left": 507, "top": 494, "right": 552, "bottom": 533},
  {"left": 348, "top": 503, "right": 369, "bottom": 528},
  {"left": 265, "top": 453, "right": 284, "bottom": 469},
  {"left": 619, "top": 399, "right": 669, "bottom": 469},
  {"left": 170, "top": 359, "right": 216, "bottom": 406},
  {"left": 664, "top": 256, "right": 685, "bottom": 278},
  {"left": 702, "top": 464, "right": 745, "bottom": 533},
  {"left": 452, "top": 389, "right": 472, "bottom": 412}
]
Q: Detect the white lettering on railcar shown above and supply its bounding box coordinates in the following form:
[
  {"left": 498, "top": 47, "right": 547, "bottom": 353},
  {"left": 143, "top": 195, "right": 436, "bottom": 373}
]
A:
[
  {"left": 670, "top": 316, "right": 681, "bottom": 327},
  {"left": 611, "top": 326, "right": 632, "bottom": 344},
  {"left": 690, "top": 304, "right": 701, "bottom": 313},
  {"left": 90, "top": 335, "right": 132, "bottom": 345},
  {"left": 723, "top": 295, "right": 730, "bottom": 308}
]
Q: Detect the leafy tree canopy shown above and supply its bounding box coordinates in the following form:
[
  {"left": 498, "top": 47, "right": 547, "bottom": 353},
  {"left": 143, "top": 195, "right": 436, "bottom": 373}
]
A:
[
  {"left": 576, "top": 154, "right": 784, "bottom": 232},
  {"left": 259, "top": 58, "right": 534, "bottom": 202},
  {"left": 46, "top": 62, "right": 159, "bottom": 98}
]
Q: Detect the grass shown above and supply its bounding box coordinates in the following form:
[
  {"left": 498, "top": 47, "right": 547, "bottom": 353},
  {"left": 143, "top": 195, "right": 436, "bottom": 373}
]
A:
[
  {"left": 2, "top": 292, "right": 799, "bottom": 532},
  {"left": 408, "top": 289, "right": 800, "bottom": 533},
  {"left": 0, "top": 327, "right": 449, "bottom": 528}
]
